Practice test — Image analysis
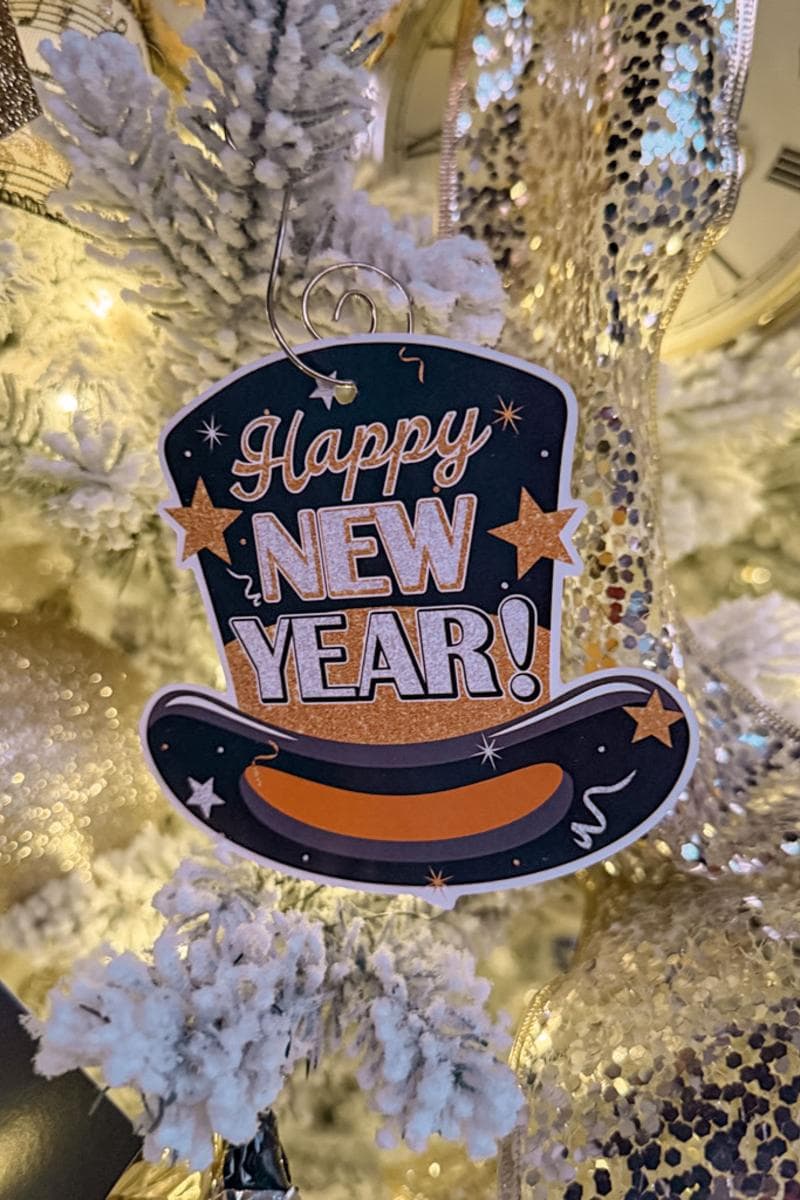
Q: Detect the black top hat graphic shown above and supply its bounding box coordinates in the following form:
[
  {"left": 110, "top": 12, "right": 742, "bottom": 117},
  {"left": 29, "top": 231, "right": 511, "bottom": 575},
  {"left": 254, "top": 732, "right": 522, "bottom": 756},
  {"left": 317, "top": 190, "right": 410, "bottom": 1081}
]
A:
[{"left": 143, "top": 335, "right": 697, "bottom": 903}]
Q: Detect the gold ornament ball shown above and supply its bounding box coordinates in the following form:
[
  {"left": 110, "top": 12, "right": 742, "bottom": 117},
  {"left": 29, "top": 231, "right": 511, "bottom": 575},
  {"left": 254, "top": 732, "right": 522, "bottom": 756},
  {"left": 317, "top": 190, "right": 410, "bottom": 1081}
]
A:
[
  {"left": 0, "top": 610, "right": 169, "bottom": 909},
  {"left": 501, "top": 864, "right": 800, "bottom": 1200}
]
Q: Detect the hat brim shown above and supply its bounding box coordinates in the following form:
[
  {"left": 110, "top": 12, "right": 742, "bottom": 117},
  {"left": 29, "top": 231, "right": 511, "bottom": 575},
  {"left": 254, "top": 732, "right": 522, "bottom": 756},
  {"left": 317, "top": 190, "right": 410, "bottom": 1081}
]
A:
[{"left": 144, "top": 672, "right": 695, "bottom": 895}]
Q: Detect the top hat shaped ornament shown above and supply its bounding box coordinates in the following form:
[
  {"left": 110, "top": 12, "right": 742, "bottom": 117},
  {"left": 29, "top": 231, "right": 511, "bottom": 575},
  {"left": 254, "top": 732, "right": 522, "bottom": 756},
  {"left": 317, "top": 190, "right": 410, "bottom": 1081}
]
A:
[{"left": 143, "top": 208, "right": 697, "bottom": 906}]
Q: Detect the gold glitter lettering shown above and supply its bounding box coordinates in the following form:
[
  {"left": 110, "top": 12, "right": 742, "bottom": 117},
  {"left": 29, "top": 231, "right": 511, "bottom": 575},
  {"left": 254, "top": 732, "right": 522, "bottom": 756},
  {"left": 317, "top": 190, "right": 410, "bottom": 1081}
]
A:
[{"left": 230, "top": 409, "right": 492, "bottom": 503}]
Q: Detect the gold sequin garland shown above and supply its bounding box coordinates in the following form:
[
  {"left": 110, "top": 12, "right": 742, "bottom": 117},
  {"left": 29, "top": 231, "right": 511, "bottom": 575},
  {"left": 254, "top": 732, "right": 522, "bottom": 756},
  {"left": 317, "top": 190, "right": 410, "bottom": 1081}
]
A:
[
  {"left": 0, "top": 0, "right": 39, "bottom": 139},
  {"left": 499, "top": 862, "right": 800, "bottom": 1199},
  {"left": 440, "top": 0, "right": 746, "bottom": 679},
  {"left": 440, "top": 0, "right": 800, "bottom": 875},
  {"left": 0, "top": 611, "right": 169, "bottom": 909}
]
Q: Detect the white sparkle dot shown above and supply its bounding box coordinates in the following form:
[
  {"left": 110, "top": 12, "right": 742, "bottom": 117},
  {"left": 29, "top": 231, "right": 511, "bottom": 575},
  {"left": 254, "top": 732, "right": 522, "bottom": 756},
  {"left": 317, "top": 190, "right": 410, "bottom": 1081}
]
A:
[
  {"left": 597, "top": 745, "right": 606, "bottom": 753},
  {"left": 501, "top": 581, "right": 509, "bottom": 590},
  {"left": 216, "top": 746, "right": 225, "bottom": 754},
  {"left": 301, "top": 853, "right": 310, "bottom": 863},
  {"left": 184, "top": 450, "right": 192, "bottom": 458},
  {"left": 540, "top": 449, "right": 549, "bottom": 458}
]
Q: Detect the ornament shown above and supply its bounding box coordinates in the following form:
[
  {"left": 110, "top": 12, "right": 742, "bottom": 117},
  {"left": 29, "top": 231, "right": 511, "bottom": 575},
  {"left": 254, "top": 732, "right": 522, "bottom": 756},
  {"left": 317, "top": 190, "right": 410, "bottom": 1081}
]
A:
[
  {"left": 221, "top": 1109, "right": 296, "bottom": 1199},
  {"left": 106, "top": 1113, "right": 297, "bottom": 1200},
  {"left": 500, "top": 863, "right": 800, "bottom": 1200},
  {"left": 144, "top": 335, "right": 696, "bottom": 904},
  {"left": 0, "top": 0, "right": 39, "bottom": 140},
  {"left": 0, "top": 609, "right": 168, "bottom": 909},
  {"left": 0, "top": 123, "right": 68, "bottom": 216},
  {"left": 0, "top": 0, "right": 150, "bottom": 216},
  {"left": 0, "top": 980, "right": 141, "bottom": 1199},
  {"left": 439, "top": 0, "right": 800, "bottom": 875}
]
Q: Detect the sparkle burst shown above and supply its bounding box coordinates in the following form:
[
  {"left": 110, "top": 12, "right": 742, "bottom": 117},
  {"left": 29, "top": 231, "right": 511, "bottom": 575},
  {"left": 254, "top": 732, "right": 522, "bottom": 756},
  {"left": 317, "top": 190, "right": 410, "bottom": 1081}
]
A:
[
  {"left": 425, "top": 867, "right": 453, "bottom": 890},
  {"left": 493, "top": 395, "right": 524, "bottom": 433},
  {"left": 197, "top": 415, "right": 227, "bottom": 449},
  {"left": 472, "top": 733, "right": 502, "bottom": 769}
]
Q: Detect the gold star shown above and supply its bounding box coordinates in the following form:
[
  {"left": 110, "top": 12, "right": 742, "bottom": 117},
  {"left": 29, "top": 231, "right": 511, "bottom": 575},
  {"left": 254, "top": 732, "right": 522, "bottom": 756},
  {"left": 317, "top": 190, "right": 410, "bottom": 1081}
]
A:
[
  {"left": 493, "top": 395, "right": 524, "bottom": 433},
  {"left": 165, "top": 477, "right": 242, "bottom": 564},
  {"left": 488, "top": 488, "right": 578, "bottom": 577},
  {"left": 623, "top": 690, "right": 685, "bottom": 748},
  {"left": 425, "top": 867, "right": 453, "bottom": 890}
]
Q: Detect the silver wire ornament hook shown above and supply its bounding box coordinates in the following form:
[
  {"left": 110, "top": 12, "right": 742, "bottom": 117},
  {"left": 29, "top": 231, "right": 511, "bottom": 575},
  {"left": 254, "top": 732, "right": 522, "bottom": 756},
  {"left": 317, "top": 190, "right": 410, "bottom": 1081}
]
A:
[{"left": 266, "top": 186, "right": 415, "bottom": 405}]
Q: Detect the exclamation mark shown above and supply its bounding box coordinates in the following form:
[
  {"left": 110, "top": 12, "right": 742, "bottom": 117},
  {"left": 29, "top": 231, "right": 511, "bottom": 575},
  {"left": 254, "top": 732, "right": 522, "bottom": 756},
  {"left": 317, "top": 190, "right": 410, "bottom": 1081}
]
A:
[{"left": 499, "top": 595, "right": 542, "bottom": 703}]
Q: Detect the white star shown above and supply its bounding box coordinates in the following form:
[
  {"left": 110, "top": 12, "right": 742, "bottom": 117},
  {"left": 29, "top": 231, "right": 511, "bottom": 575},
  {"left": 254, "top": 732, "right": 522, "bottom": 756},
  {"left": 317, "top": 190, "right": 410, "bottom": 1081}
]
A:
[
  {"left": 187, "top": 776, "right": 225, "bottom": 819},
  {"left": 471, "top": 734, "right": 502, "bottom": 770},
  {"left": 308, "top": 372, "right": 339, "bottom": 411},
  {"left": 197, "top": 416, "right": 227, "bottom": 449}
]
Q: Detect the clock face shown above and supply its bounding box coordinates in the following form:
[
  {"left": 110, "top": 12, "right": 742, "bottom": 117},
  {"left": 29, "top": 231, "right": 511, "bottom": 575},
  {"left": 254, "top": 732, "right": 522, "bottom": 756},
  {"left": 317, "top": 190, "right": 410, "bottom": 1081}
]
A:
[{"left": 373, "top": 0, "right": 800, "bottom": 355}]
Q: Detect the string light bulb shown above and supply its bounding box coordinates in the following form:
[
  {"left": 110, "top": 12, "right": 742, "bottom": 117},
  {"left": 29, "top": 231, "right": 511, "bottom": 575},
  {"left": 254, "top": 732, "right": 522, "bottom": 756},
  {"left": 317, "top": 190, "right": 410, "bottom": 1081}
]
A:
[{"left": 86, "top": 288, "right": 114, "bottom": 319}]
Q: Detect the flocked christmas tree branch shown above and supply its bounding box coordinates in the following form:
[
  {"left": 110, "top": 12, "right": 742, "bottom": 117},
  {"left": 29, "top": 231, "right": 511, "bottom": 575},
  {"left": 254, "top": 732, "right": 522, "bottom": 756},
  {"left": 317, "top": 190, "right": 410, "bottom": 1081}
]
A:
[
  {"left": 37, "top": 0, "right": 505, "bottom": 395},
  {"left": 27, "top": 855, "right": 524, "bottom": 1170},
  {"left": 4, "top": 1, "right": 799, "bottom": 1184}
]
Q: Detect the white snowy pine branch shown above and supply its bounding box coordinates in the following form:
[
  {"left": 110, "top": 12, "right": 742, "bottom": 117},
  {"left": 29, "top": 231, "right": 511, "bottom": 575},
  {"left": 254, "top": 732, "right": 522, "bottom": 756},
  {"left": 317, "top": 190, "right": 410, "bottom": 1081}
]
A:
[
  {"left": 36, "top": 4, "right": 505, "bottom": 395},
  {"left": 29, "top": 856, "right": 523, "bottom": 1169},
  {"left": 691, "top": 592, "right": 800, "bottom": 727},
  {"left": 0, "top": 823, "right": 203, "bottom": 967},
  {"left": 660, "top": 330, "right": 800, "bottom": 561},
  {"left": 304, "top": 191, "right": 506, "bottom": 346},
  {"left": 23, "top": 410, "right": 162, "bottom": 551}
]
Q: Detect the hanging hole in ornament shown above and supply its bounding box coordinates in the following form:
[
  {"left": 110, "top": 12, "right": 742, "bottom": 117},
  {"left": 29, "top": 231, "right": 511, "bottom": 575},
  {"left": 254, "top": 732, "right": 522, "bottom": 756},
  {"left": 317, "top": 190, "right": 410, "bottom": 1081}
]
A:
[{"left": 267, "top": 186, "right": 415, "bottom": 407}]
